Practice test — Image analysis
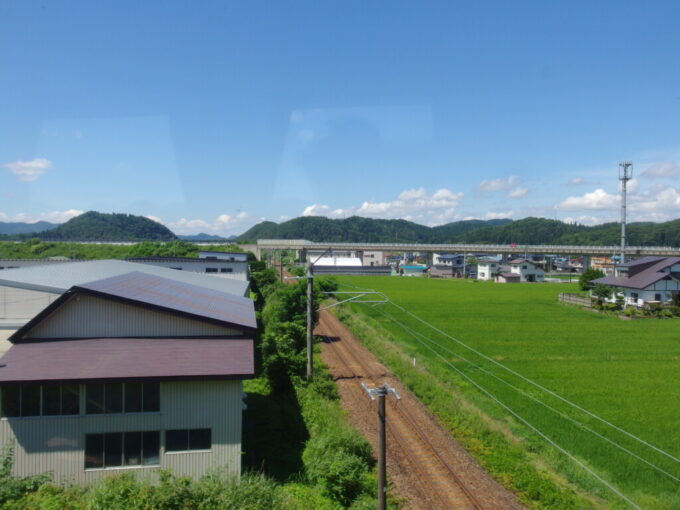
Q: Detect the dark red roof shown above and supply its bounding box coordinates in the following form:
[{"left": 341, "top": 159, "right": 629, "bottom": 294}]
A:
[
  {"left": 75, "top": 271, "right": 256, "bottom": 330},
  {"left": 0, "top": 338, "right": 254, "bottom": 384}
]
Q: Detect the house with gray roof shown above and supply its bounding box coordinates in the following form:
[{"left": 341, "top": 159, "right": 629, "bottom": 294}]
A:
[
  {"left": 592, "top": 256, "right": 680, "bottom": 307},
  {"left": 0, "top": 271, "right": 255, "bottom": 483},
  {"left": 0, "top": 260, "right": 249, "bottom": 329}
]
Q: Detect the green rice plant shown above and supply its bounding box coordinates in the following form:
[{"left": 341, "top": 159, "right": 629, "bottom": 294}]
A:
[{"left": 335, "top": 276, "right": 680, "bottom": 509}]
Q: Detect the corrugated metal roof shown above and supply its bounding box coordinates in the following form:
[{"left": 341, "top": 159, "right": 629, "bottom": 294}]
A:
[
  {"left": 75, "top": 271, "right": 256, "bottom": 330},
  {"left": 0, "top": 337, "right": 254, "bottom": 383},
  {"left": 0, "top": 259, "right": 248, "bottom": 296},
  {"left": 593, "top": 256, "right": 680, "bottom": 289},
  {"left": 126, "top": 256, "right": 245, "bottom": 263}
]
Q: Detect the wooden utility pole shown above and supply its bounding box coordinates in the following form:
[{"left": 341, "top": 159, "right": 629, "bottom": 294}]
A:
[{"left": 362, "top": 383, "right": 400, "bottom": 510}]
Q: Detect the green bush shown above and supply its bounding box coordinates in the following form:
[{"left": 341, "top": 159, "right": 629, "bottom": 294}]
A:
[{"left": 0, "top": 444, "right": 51, "bottom": 506}]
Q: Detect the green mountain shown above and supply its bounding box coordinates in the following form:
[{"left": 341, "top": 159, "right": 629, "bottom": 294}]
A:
[
  {"left": 238, "top": 215, "right": 680, "bottom": 246},
  {"left": 238, "top": 216, "right": 512, "bottom": 243},
  {"left": 32, "top": 212, "right": 176, "bottom": 242},
  {"left": 0, "top": 221, "right": 59, "bottom": 235}
]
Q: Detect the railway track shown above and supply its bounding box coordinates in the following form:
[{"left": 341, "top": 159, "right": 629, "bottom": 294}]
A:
[{"left": 317, "top": 310, "right": 485, "bottom": 510}]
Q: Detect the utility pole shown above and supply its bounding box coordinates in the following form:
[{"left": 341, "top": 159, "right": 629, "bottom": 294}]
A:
[
  {"left": 306, "top": 260, "right": 314, "bottom": 380},
  {"left": 619, "top": 162, "right": 633, "bottom": 264},
  {"left": 362, "top": 383, "right": 400, "bottom": 510},
  {"left": 279, "top": 250, "right": 284, "bottom": 283}
]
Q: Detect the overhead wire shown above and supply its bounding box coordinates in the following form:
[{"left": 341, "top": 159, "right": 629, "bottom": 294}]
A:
[{"left": 376, "top": 305, "right": 680, "bottom": 485}]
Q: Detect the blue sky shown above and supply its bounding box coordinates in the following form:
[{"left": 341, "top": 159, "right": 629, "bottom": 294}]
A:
[{"left": 1, "top": 1, "right": 679, "bottom": 235}]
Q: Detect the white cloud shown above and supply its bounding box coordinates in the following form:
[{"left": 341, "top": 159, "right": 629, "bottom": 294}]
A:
[
  {"left": 508, "top": 187, "right": 528, "bottom": 198},
  {"left": 562, "top": 215, "right": 604, "bottom": 226},
  {"left": 569, "top": 177, "right": 583, "bottom": 185},
  {"left": 557, "top": 189, "right": 620, "bottom": 211},
  {"left": 485, "top": 211, "right": 514, "bottom": 220},
  {"left": 3, "top": 158, "right": 53, "bottom": 182},
  {"left": 145, "top": 215, "right": 163, "bottom": 224},
  {"left": 478, "top": 175, "right": 518, "bottom": 192},
  {"left": 643, "top": 161, "right": 680, "bottom": 179},
  {"left": 167, "top": 211, "right": 258, "bottom": 235},
  {"left": 302, "top": 204, "right": 331, "bottom": 217},
  {"left": 0, "top": 209, "right": 83, "bottom": 224},
  {"left": 299, "top": 187, "right": 464, "bottom": 225}
]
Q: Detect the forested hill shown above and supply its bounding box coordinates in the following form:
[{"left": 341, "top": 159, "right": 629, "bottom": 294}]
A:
[
  {"left": 238, "top": 216, "right": 680, "bottom": 246},
  {"left": 238, "top": 216, "right": 512, "bottom": 242},
  {"left": 7, "top": 212, "right": 177, "bottom": 242},
  {"left": 0, "top": 221, "right": 58, "bottom": 235}
]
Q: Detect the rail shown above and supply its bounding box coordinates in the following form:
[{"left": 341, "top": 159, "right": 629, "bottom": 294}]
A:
[{"left": 318, "top": 311, "right": 484, "bottom": 509}]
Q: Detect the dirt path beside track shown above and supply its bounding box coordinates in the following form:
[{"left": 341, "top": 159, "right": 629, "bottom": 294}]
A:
[{"left": 315, "top": 310, "right": 524, "bottom": 510}]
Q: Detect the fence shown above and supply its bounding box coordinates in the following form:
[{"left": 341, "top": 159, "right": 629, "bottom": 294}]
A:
[{"left": 558, "top": 293, "right": 593, "bottom": 308}]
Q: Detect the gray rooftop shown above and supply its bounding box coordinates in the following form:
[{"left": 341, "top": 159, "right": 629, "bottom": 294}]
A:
[
  {"left": 0, "top": 259, "right": 248, "bottom": 296},
  {"left": 594, "top": 256, "right": 680, "bottom": 289}
]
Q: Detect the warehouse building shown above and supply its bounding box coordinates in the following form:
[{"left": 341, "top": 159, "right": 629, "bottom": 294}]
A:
[
  {"left": 126, "top": 256, "right": 248, "bottom": 281},
  {"left": 0, "top": 271, "right": 255, "bottom": 483},
  {"left": 0, "top": 260, "right": 249, "bottom": 329}
]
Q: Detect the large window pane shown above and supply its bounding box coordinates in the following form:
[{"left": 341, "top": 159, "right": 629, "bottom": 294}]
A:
[
  {"left": 85, "top": 434, "right": 104, "bottom": 469},
  {"left": 189, "top": 429, "right": 211, "bottom": 450},
  {"left": 104, "top": 433, "right": 123, "bottom": 467},
  {"left": 42, "top": 385, "right": 61, "bottom": 415},
  {"left": 124, "top": 431, "right": 142, "bottom": 466},
  {"left": 142, "top": 382, "right": 160, "bottom": 412},
  {"left": 62, "top": 384, "right": 80, "bottom": 415},
  {"left": 165, "top": 429, "right": 188, "bottom": 452},
  {"left": 124, "top": 382, "right": 143, "bottom": 413},
  {"left": 105, "top": 383, "right": 123, "bottom": 414},
  {"left": 86, "top": 384, "right": 105, "bottom": 414},
  {"left": 1, "top": 386, "right": 20, "bottom": 417},
  {"left": 142, "top": 431, "right": 160, "bottom": 465},
  {"left": 22, "top": 385, "right": 41, "bottom": 417}
]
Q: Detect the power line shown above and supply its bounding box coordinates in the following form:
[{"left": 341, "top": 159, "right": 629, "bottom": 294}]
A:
[
  {"left": 385, "top": 298, "right": 680, "bottom": 466},
  {"left": 377, "top": 306, "right": 680, "bottom": 485},
  {"left": 371, "top": 304, "right": 643, "bottom": 510}
]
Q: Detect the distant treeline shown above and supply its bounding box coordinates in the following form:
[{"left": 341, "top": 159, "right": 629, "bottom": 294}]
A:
[
  {"left": 238, "top": 216, "right": 680, "bottom": 246},
  {"left": 0, "top": 240, "right": 244, "bottom": 260}
]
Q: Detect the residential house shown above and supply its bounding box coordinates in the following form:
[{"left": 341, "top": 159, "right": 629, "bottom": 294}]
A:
[
  {"left": 507, "top": 258, "right": 545, "bottom": 283},
  {"left": 477, "top": 258, "right": 501, "bottom": 281},
  {"left": 592, "top": 256, "right": 680, "bottom": 307}
]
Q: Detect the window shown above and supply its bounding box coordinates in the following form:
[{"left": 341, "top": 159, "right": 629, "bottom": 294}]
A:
[
  {"left": 85, "top": 431, "right": 160, "bottom": 469},
  {"left": 654, "top": 293, "right": 661, "bottom": 301},
  {"left": 220, "top": 267, "right": 233, "bottom": 273},
  {"left": 1, "top": 384, "right": 80, "bottom": 417},
  {"left": 86, "top": 382, "right": 159, "bottom": 414},
  {"left": 205, "top": 268, "right": 218, "bottom": 273},
  {"left": 631, "top": 292, "right": 638, "bottom": 300},
  {"left": 165, "top": 428, "right": 211, "bottom": 452},
  {"left": 522, "top": 265, "right": 527, "bottom": 269}
]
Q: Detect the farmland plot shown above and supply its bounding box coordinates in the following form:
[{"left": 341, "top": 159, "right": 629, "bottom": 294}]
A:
[{"left": 336, "top": 276, "right": 680, "bottom": 510}]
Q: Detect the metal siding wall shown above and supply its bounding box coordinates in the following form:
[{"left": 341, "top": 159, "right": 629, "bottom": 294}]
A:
[
  {"left": 27, "top": 295, "right": 239, "bottom": 338},
  {"left": 0, "top": 286, "right": 59, "bottom": 320},
  {"left": 0, "top": 380, "right": 242, "bottom": 484}
]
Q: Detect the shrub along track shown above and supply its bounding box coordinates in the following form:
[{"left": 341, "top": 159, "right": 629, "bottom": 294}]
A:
[{"left": 315, "top": 310, "right": 523, "bottom": 510}]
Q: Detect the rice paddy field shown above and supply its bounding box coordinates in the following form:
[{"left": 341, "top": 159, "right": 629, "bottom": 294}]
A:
[{"left": 335, "top": 276, "right": 680, "bottom": 509}]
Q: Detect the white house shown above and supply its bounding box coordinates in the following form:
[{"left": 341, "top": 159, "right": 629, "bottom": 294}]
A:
[
  {"left": 0, "top": 271, "right": 256, "bottom": 484},
  {"left": 477, "top": 259, "right": 501, "bottom": 281},
  {"left": 592, "top": 256, "right": 680, "bottom": 307},
  {"left": 507, "top": 258, "right": 545, "bottom": 283}
]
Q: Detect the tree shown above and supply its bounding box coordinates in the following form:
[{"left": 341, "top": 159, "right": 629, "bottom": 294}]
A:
[
  {"left": 578, "top": 268, "right": 605, "bottom": 291},
  {"left": 592, "top": 284, "right": 614, "bottom": 306}
]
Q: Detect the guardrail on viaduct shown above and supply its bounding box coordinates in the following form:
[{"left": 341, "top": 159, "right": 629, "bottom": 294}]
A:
[{"left": 255, "top": 239, "right": 680, "bottom": 258}]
